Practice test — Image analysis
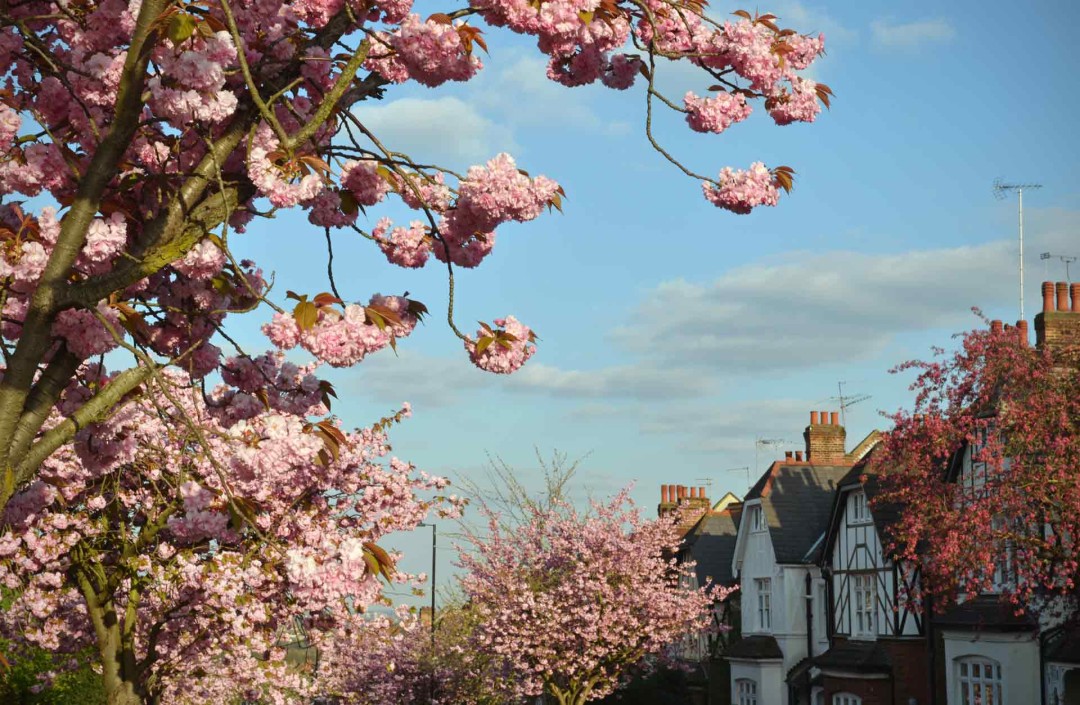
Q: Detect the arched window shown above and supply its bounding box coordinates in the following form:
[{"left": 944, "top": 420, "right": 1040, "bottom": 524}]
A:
[
  {"left": 832, "top": 694, "right": 862, "bottom": 705},
  {"left": 956, "top": 655, "right": 1003, "bottom": 705},
  {"left": 735, "top": 678, "right": 758, "bottom": 705}
]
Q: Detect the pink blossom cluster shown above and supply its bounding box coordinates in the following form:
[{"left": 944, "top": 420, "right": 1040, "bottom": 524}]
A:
[
  {"left": 767, "top": 77, "right": 822, "bottom": 125},
  {"left": 366, "top": 15, "right": 483, "bottom": 87},
  {"left": 466, "top": 316, "right": 537, "bottom": 374},
  {"left": 263, "top": 294, "right": 418, "bottom": 367},
  {"left": 702, "top": 162, "right": 780, "bottom": 214},
  {"left": 683, "top": 91, "right": 753, "bottom": 134},
  {"left": 147, "top": 31, "right": 239, "bottom": 127},
  {"left": 373, "top": 217, "right": 431, "bottom": 268}
]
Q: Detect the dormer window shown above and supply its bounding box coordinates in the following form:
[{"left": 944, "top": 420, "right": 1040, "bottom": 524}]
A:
[
  {"left": 750, "top": 505, "right": 766, "bottom": 533},
  {"left": 851, "top": 491, "right": 871, "bottom": 525}
]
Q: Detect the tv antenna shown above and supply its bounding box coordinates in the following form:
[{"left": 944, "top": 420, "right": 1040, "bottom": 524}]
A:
[
  {"left": 695, "top": 477, "right": 715, "bottom": 496},
  {"left": 724, "top": 467, "right": 750, "bottom": 492},
  {"left": 829, "top": 381, "right": 871, "bottom": 427},
  {"left": 754, "top": 437, "right": 790, "bottom": 473},
  {"left": 1041, "top": 252, "right": 1077, "bottom": 282},
  {"left": 993, "top": 178, "right": 1043, "bottom": 320}
]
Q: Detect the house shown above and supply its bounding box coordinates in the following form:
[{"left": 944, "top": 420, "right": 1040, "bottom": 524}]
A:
[
  {"left": 813, "top": 456, "right": 929, "bottom": 705},
  {"left": 727, "top": 411, "right": 879, "bottom": 705},
  {"left": 660, "top": 486, "right": 743, "bottom": 705}
]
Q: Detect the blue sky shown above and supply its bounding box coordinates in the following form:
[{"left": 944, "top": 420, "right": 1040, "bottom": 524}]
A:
[{"left": 226, "top": 0, "right": 1080, "bottom": 588}]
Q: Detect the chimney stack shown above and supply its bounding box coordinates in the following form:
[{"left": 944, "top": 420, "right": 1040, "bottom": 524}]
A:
[
  {"left": 1035, "top": 281, "right": 1080, "bottom": 350},
  {"left": 804, "top": 409, "right": 848, "bottom": 465},
  {"left": 1017, "top": 320, "right": 1029, "bottom": 346},
  {"left": 991, "top": 319, "right": 1003, "bottom": 335}
]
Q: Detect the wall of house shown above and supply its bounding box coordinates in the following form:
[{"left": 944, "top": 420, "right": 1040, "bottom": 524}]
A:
[
  {"left": 821, "top": 675, "right": 892, "bottom": 705},
  {"left": 730, "top": 660, "right": 784, "bottom": 705},
  {"left": 829, "top": 491, "right": 921, "bottom": 640},
  {"left": 739, "top": 512, "right": 783, "bottom": 636},
  {"left": 941, "top": 630, "right": 1039, "bottom": 705}
]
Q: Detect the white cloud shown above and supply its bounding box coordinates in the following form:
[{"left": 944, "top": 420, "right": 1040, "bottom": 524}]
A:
[
  {"left": 470, "top": 53, "right": 631, "bottom": 136},
  {"left": 771, "top": 1, "right": 857, "bottom": 44},
  {"left": 352, "top": 96, "right": 518, "bottom": 166},
  {"left": 870, "top": 18, "right": 955, "bottom": 49}
]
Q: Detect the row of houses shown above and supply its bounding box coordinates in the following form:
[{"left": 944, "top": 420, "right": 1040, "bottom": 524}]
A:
[{"left": 666, "top": 282, "right": 1080, "bottom": 705}]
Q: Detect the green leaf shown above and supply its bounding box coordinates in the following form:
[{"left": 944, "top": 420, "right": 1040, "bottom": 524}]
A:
[
  {"left": 293, "top": 301, "right": 318, "bottom": 330},
  {"left": 166, "top": 14, "right": 197, "bottom": 44}
]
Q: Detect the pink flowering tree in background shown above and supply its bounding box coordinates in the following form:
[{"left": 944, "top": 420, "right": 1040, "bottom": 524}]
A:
[
  {"left": 319, "top": 602, "right": 509, "bottom": 705},
  {"left": 872, "top": 321, "right": 1080, "bottom": 613},
  {"left": 0, "top": 364, "right": 461, "bottom": 705},
  {"left": 458, "top": 489, "right": 733, "bottom": 705},
  {"left": 0, "top": 0, "right": 831, "bottom": 510}
]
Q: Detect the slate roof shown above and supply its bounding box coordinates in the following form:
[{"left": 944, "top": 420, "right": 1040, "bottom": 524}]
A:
[
  {"left": 725, "top": 635, "right": 783, "bottom": 660},
  {"left": 1046, "top": 624, "right": 1080, "bottom": 664},
  {"left": 683, "top": 505, "right": 742, "bottom": 587},
  {"left": 745, "top": 462, "right": 854, "bottom": 564},
  {"left": 932, "top": 595, "right": 1037, "bottom": 632},
  {"left": 815, "top": 639, "right": 892, "bottom": 674}
]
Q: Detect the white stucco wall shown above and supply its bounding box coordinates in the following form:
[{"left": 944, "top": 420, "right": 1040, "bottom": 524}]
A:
[
  {"left": 730, "top": 659, "right": 785, "bottom": 705},
  {"left": 941, "top": 629, "right": 1039, "bottom": 705}
]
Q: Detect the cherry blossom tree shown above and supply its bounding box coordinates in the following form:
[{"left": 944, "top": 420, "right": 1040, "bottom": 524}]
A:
[
  {"left": 319, "top": 602, "right": 508, "bottom": 705},
  {"left": 457, "top": 488, "right": 733, "bottom": 705},
  {"left": 0, "top": 0, "right": 830, "bottom": 510},
  {"left": 0, "top": 363, "right": 462, "bottom": 705},
  {"left": 872, "top": 320, "right": 1080, "bottom": 612}
]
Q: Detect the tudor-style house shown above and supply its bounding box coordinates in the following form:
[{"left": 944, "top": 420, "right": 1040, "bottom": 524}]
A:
[
  {"left": 813, "top": 456, "right": 929, "bottom": 705},
  {"left": 727, "top": 411, "right": 878, "bottom": 705}
]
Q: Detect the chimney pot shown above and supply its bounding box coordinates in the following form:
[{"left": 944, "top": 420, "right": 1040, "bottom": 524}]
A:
[
  {"left": 785, "top": 451, "right": 793, "bottom": 461},
  {"left": 795, "top": 450, "right": 804, "bottom": 462},
  {"left": 991, "top": 320, "right": 1003, "bottom": 334},
  {"left": 819, "top": 410, "right": 829, "bottom": 424},
  {"left": 1043, "top": 281, "right": 1056, "bottom": 313},
  {"left": 1058, "top": 282, "right": 1069, "bottom": 313},
  {"left": 1017, "top": 320, "right": 1029, "bottom": 345},
  {"left": 810, "top": 411, "right": 819, "bottom": 425},
  {"left": 1072, "top": 283, "right": 1080, "bottom": 313},
  {"left": 661, "top": 485, "right": 669, "bottom": 503},
  {"left": 690, "top": 487, "right": 698, "bottom": 499},
  {"left": 678, "top": 485, "right": 686, "bottom": 500},
  {"left": 830, "top": 411, "right": 840, "bottom": 426},
  {"left": 699, "top": 486, "right": 706, "bottom": 499}
]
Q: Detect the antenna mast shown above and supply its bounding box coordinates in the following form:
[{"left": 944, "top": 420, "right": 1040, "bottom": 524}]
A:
[
  {"left": 994, "top": 178, "right": 1043, "bottom": 320},
  {"left": 754, "top": 437, "right": 790, "bottom": 473},
  {"left": 830, "top": 381, "right": 871, "bottom": 427}
]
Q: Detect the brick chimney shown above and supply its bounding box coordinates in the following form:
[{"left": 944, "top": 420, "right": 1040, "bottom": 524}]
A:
[
  {"left": 1035, "top": 281, "right": 1080, "bottom": 350},
  {"left": 803, "top": 410, "right": 847, "bottom": 465},
  {"left": 659, "top": 484, "right": 711, "bottom": 533}
]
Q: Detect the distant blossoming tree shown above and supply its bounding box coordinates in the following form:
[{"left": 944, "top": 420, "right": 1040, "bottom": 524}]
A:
[
  {"left": 320, "top": 603, "right": 508, "bottom": 705},
  {"left": 873, "top": 320, "right": 1080, "bottom": 611},
  {"left": 458, "top": 489, "right": 733, "bottom": 705},
  {"left": 0, "top": 0, "right": 830, "bottom": 510}
]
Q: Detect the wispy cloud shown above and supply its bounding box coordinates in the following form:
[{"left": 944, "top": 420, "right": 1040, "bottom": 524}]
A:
[
  {"left": 352, "top": 96, "right": 518, "bottom": 166},
  {"left": 870, "top": 18, "right": 955, "bottom": 50}
]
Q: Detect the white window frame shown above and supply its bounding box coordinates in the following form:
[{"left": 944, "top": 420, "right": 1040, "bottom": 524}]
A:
[
  {"left": 735, "top": 678, "right": 758, "bottom": 705},
  {"left": 750, "top": 505, "right": 766, "bottom": 533},
  {"left": 832, "top": 694, "right": 862, "bottom": 705},
  {"left": 956, "top": 655, "right": 1004, "bottom": 705},
  {"left": 850, "top": 490, "right": 871, "bottom": 525},
  {"left": 852, "top": 573, "right": 875, "bottom": 637},
  {"left": 815, "top": 580, "right": 828, "bottom": 640},
  {"left": 754, "top": 577, "right": 772, "bottom": 632}
]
